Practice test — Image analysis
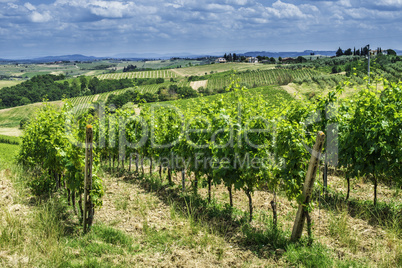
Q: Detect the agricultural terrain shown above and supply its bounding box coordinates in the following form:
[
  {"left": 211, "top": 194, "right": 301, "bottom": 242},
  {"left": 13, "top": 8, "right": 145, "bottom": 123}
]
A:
[{"left": 0, "top": 55, "right": 401, "bottom": 267}]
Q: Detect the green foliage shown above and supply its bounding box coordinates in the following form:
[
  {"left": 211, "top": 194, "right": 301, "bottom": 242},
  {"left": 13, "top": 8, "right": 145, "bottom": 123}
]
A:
[
  {"left": 17, "top": 100, "right": 104, "bottom": 213},
  {"left": 339, "top": 80, "right": 402, "bottom": 204},
  {"left": 19, "top": 118, "right": 29, "bottom": 129}
]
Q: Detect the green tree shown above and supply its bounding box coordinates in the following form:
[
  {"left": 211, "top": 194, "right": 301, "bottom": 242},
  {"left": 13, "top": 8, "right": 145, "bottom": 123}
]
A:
[
  {"left": 336, "top": 47, "right": 343, "bottom": 57},
  {"left": 88, "top": 77, "right": 100, "bottom": 94},
  {"left": 386, "top": 49, "right": 396, "bottom": 56},
  {"left": 340, "top": 82, "right": 402, "bottom": 205},
  {"left": 344, "top": 48, "right": 352, "bottom": 56},
  {"left": 79, "top": 76, "right": 88, "bottom": 92}
]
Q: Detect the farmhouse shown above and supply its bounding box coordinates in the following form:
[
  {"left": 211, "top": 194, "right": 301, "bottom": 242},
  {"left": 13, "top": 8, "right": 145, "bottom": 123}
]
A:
[
  {"left": 246, "top": 57, "right": 258, "bottom": 63},
  {"left": 281, "top": 57, "right": 296, "bottom": 63},
  {"left": 370, "top": 50, "right": 387, "bottom": 56},
  {"left": 217, "top": 58, "right": 227, "bottom": 63}
]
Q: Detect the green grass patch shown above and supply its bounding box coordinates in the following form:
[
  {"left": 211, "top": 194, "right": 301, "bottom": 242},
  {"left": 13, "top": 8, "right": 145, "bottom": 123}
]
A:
[
  {"left": 313, "top": 187, "right": 402, "bottom": 233},
  {"left": 0, "top": 143, "right": 18, "bottom": 168}
]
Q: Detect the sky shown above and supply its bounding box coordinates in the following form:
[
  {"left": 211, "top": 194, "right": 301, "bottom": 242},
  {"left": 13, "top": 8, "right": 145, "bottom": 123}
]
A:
[{"left": 1, "top": 0, "right": 402, "bottom": 59}]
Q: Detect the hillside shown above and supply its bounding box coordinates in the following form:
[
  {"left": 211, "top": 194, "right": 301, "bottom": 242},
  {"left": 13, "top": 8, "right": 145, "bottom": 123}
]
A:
[
  {"left": 0, "top": 56, "right": 401, "bottom": 267},
  {"left": 1, "top": 83, "right": 400, "bottom": 266}
]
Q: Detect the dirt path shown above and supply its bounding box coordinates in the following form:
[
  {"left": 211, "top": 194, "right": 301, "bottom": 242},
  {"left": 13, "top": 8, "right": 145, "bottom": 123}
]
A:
[
  {"left": 280, "top": 83, "right": 303, "bottom": 100},
  {"left": 92, "top": 94, "right": 100, "bottom": 102},
  {"left": 169, "top": 69, "right": 184, "bottom": 77},
  {"left": 0, "top": 128, "right": 22, "bottom": 137}
]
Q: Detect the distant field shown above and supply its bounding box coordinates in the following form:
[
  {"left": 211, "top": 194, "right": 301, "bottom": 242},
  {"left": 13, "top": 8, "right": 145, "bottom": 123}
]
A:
[
  {"left": 114, "top": 59, "right": 209, "bottom": 70},
  {"left": 172, "top": 62, "right": 276, "bottom": 76},
  {"left": 207, "top": 68, "right": 317, "bottom": 90},
  {"left": 0, "top": 62, "right": 114, "bottom": 79},
  {"left": 0, "top": 80, "right": 22, "bottom": 89},
  {"left": 96, "top": 70, "right": 179, "bottom": 80},
  {"left": 162, "top": 85, "right": 293, "bottom": 110}
]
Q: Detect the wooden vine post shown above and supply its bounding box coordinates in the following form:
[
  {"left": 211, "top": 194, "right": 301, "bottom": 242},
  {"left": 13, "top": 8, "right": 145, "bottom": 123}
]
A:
[
  {"left": 291, "top": 131, "right": 325, "bottom": 242},
  {"left": 83, "top": 125, "right": 94, "bottom": 233},
  {"left": 182, "top": 170, "right": 186, "bottom": 191}
]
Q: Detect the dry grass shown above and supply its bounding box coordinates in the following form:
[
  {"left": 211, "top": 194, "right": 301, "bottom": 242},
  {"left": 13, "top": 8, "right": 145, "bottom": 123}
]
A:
[
  {"left": 1, "top": 162, "right": 400, "bottom": 267},
  {"left": 0, "top": 128, "right": 22, "bottom": 137},
  {"left": 0, "top": 81, "right": 22, "bottom": 89},
  {"left": 190, "top": 80, "right": 208, "bottom": 90},
  {"left": 95, "top": 172, "right": 282, "bottom": 267},
  {"left": 166, "top": 168, "right": 401, "bottom": 267},
  {"left": 99, "top": 166, "right": 401, "bottom": 267}
]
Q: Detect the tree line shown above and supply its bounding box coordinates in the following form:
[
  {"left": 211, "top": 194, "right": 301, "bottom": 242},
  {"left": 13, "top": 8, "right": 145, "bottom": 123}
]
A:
[
  {"left": 0, "top": 74, "right": 165, "bottom": 109},
  {"left": 336, "top": 46, "right": 397, "bottom": 57}
]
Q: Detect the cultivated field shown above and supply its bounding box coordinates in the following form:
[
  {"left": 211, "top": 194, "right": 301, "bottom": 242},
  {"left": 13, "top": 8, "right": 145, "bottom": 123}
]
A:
[
  {"left": 207, "top": 68, "right": 317, "bottom": 90},
  {"left": 172, "top": 62, "right": 276, "bottom": 76},
  {"left": 96, "top": 70, "right": 179, "bottom": 80}
]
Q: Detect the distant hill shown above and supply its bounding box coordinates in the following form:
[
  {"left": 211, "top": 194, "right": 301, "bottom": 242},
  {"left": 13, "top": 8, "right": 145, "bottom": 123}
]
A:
[
  {"left": 31, "top": 54, "right": 102, "bottom": 62},
  {"left": 0, "top": 54, "right": 107, "bottom": 63},
  {"left": 239, "top": 50, "right": 336, "bottom": 58},
  {"left": 1, "top": 49, "right": 401, "bottom": 64}
]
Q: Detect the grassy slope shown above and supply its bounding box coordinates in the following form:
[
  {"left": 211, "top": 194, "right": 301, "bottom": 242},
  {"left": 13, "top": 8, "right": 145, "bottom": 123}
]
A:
[
  {"left": 0, "top": 101, "right": 63, "bottom": 128},
  {"left": 123, "top": 59, "right": 207, "bottom": 70},
  {"left": 0, "top": 81, "right": 22, "bottom": 89}
]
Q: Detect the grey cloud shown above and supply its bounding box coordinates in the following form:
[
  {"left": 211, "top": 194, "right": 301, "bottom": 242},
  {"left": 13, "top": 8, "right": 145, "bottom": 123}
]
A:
[{"left": 1, "top": 0, "right": 402, "bottom": 58}]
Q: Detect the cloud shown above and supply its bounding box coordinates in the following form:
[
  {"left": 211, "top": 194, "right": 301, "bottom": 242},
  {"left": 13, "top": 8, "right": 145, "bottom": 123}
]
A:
[
  {"left": 30, "top": 11, "right": 52, "bottom": 22},
  {"left": 24, "top": 2, "right": 36, "bottom": 11},
  {"left": 7, "top": 2, "right": 18, "bottom": 8},
  {"left": 54, "top": 0, "right": 157, "bottom": 19},
  {"left": 339, "top": 0, "right": 352, "bottom": 7},
  {"left": 376, "top": 0, "right": 402, "bottom": 6},
  {"left": 228, "top": 0, "right": 249, "bottom": 5},
  {"left": 265, "top": 0, "right": 312, "bottom": 19},
  {"left": 1, "top": 0, "right": 402, "bottom": 58}
]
